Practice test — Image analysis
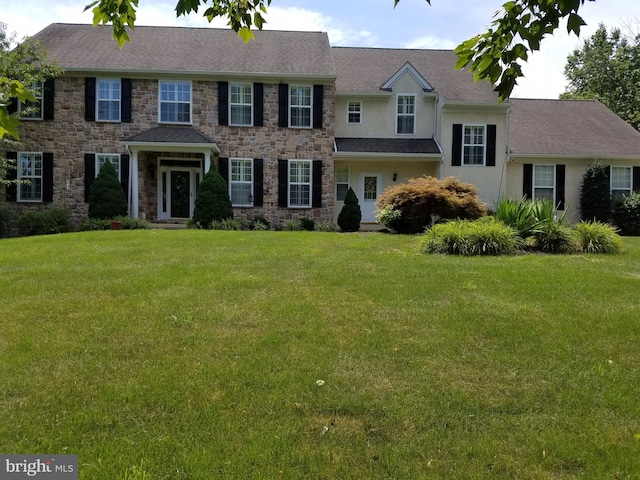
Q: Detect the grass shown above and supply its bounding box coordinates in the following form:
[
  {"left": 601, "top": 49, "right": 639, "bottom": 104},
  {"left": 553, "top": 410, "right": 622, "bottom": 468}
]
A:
[{"left": 1, "top": 230, "right": 640, "bottom": 479}]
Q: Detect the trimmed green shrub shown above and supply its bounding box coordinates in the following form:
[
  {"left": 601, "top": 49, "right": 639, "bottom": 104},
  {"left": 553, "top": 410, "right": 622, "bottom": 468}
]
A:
[
  {"left": 420, "top": 218, "right": 519, "bottom": 256},
  {"left": 531, "top": 220, "right": 577, "bottom": 254},
  {"left": 580, "top": 160, "right": 611, "bottom": 222},
  {"left": 376, "top": 176, "right": 486, "bottom": 234},
  {"left": 77, "top": 216, "right": 150, "bottom": 231},
  {"left": 573, "top": 221, "right": 622, "bottom": 254},
  {"left": 18, "top": 208, "right": 70, "bottom": 236},
  {"left": 612, "top": 192, "right": 640, "bottom": 235},
  {"left": 88, "top": 160, "right": 128, "bottom": 219},
  {"left": 0, "top": 206, "right": 18, "bottom": 237},
  {"left": 192, "top": 165, "right": 233, "bottom": 227},
  {"left": 283, "top": 219, "right": 303, "bottom": 231},
  {"left": 337, "top": 187, "right": 362, "bottom": 232},
  {"left": 300, "top": 217, "right": 316, "bottom": 231}
]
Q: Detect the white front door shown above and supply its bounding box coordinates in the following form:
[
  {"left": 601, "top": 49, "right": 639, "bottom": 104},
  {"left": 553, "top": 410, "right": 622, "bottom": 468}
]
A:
[
  {"left": 360, "top": 172, "right": 382, "bottom": 222},
  {"left": 158, "top": 167, "right": 201, "bottom": 220}
]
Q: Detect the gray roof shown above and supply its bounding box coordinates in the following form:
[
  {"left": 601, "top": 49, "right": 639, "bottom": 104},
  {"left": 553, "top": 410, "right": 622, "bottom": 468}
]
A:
[
  {"left": 32, "top": 23, "right": 336, "bottom": 79},
  {"left": 336, "top": 137, "right": 441, "bottom": 154},
  {"left": 122, "top": 126, "right": 214, "bottom": 144},
  {"left": 509, "top": 99, "right": 640, "bottom": 158},
  {"left": 331, "top": 47, "right": 498, "bottom": 103}
]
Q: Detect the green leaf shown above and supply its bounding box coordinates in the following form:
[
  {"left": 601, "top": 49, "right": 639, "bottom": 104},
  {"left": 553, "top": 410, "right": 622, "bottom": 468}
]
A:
[
  {"left": 237, "top": 26, "right": 255, "bottom": 44},
  {"left": 0, "top": 107, "right": 21, "bottom": 141},
  {"left": 567, "top": 12, "right": 586, "bottom": 36}
]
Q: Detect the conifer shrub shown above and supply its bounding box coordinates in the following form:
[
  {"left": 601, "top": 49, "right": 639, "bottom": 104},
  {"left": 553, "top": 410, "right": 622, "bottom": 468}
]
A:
[
  {"left": 300, "top": 217, "right": 316, "bottom": 231},
  {"left": 580, "top": 160, "right": 611, "bottom": 222},
  {"left": 337, "top": 187, "right": 362, "bottom": 232},
  {"left": 192, "top": 165, "right": 233, "bottom": 228},
  {"left": 88, "top": 160, "right": 128, "bottom": 219},
  {"left": 376, "top": 176, "right": 486, "bottom": 234},
  {"left": 612, "top": 192, "right": 640, "bottom": 235}
]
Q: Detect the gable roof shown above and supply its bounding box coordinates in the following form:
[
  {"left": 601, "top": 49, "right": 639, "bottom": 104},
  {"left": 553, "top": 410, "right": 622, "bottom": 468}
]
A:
[
  {"left": 381, "top": 62, "right": 433, "bottom": 92},
  {"left": 331, "top": 47, "right": 498, "bottom": 103},
  {"left": 31, "top": 23, "right": 336, "bottom": 79},
  {"left": 509, "top": 99, "right": 640, "bottom": 158}
]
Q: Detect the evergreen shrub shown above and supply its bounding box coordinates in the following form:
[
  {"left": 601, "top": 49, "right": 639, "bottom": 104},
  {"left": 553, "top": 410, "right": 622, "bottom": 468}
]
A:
[
  {"left": 580, "top": 160, "right": 611, "bottom": 222},
  {"left": 18, "top": 208, "right": 70, "bottom": 236},
  {"left": 612, "top": 192, "right": 640, "bottom": 235},
  {"left": 88, "top": 160, "right": 128, "bottom": 219},
  {"left": 300, "top": 217, "right": 316, "bottom": 231},
  {"left": 192, "top": 165, "right": 233, "bottom": 227},
  {"left": 337, "top": 187, "right": 362, "bottom": 232}
]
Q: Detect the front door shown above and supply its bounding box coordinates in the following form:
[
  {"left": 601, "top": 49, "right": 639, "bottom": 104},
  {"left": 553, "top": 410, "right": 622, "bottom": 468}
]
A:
[
  {"left": 158, "top": 166, "right": 201, "bottom": 220},
  {"left": 360, "top": 172, "right": 382, "bottom": 222}
]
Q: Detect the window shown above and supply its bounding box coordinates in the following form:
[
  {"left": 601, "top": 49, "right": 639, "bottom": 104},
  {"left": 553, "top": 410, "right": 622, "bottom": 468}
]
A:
[
  {"left": 289, "top": 160, "right": 312, "bottom": 207},
  {"left": 18, "top": 152, "right": 43, "bottom": 202},
  {"left": 347, "top": 101, "right": 361, "bottom": 124},
  {"left": 396, "top": 95, "right": 415, "bottom": 134},
  {"left": 463, "top": 125, "right": 486, "bottom": 165},
  {"left": 19, "top": 82, "right": 43, "bottom": 120},
  {"left": 160, "top": 81, "right": 191, "bottom": 123},
  {"left": 336, "top": 165, "right": 350, "bottom": 201},
  {"left": 290, "top": 86, "right": 312, "bottom": 128},
  {"left": 230, "top": 83, "right": 252, "bottom": 126},
  {"left": 533, "top": 165, "right": 555, "bottom": 201},
  {"left": 611, "top": 166, "right": 632, "bottom": 200},
  {"left": 230, "top": 158, "right": 253, "bottom": 206},
  {"left": 97, "top": 79, "right": 121, "bottom": 121},
  {"left": 96, "top": 154, "right": 121, "bottom": 180}
]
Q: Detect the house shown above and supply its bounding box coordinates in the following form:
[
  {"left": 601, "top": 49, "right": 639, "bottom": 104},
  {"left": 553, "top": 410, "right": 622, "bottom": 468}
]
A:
[{"left": 3, "top": 23, "right": 640, "bottom": 227}]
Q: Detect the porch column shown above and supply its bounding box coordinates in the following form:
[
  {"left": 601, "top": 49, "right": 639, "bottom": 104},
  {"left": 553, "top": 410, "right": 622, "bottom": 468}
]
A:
[
  {"left": 204, "top": 151, "right": 211, "bottom": 174},
  {"left": 131, "top": 149, "right": 139, "bottom": 219}
]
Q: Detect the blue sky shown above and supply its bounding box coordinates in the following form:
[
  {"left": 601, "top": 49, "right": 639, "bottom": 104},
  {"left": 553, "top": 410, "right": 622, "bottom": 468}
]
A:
[{"left": 5, "top": 0, "right": 640, "bottom": 98}]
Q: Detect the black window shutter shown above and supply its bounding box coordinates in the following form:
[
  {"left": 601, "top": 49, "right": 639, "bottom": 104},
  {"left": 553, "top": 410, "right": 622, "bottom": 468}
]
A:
[
  {"left": 523, "top": 164, "right": 533, "bottom": 199},
  {"left": 633, "top": 167, "right": 640, "bottom": 192},
  {"left": 218, "top": 157, "right": 229, "bottom": 185},
  {"left": 5, "top": 152, "right": 18, "bottom": 202},
  {"left": 278, "top": 84, "right": 289, "bottom": 128},
  {"left": 120, "top": 154, "right": 130, "bottom": 198},
  {"left": 486, "top": 124, "right": 496, "bottom": 166},
  {"left": 43, "top": 78, "right": 55, "bottom": 121},
  {"left": 555, "top": 164, "right": 566, "bottom": 209},
  {"left": 8, "top": 97, "right": 17, "bottom": 114},
  {"left": 312, "top": 160, "right": 322, "bottom": 208},
  {"left": 85, "top": 77, "right": 96, "bottom": 121},
  {"left": 121, "top": 78, "right": 132, "bottom": 123},
  {"left": 84, "top": 153, "right": 96, "bottom": 202},
  {"left": 452, "top": 124, "right": 462, "bottom": 166},
  {"left": 42, "top": 153, "right": 54, "bottom": 202},
  {"left": 254, "top": 83, "right": 264, "bottom": 127},
  {"left": 278, "top": 159, "right": 288, "bottom": 207},
  {"left": 253, "top": 158, "right": 264, "bottom": 206},
  {"left": 313, "top": 85, "right": 323, "bottom": 129},
  {"left": 218, "top": 81, "right": 229, "bottom": 126}
]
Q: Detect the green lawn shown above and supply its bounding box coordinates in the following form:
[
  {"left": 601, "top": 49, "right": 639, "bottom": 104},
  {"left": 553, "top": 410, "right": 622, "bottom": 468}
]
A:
[{"left": 1, "top": 230, "right": 640, "bottom": 479}]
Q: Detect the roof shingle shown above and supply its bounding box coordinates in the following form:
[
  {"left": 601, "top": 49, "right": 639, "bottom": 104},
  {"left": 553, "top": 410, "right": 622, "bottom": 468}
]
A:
[
  {"left": 335, "top": 138, "right": 441, "bottom": 154},
  {"left": 122, "top": 126, "right": 215, "bottom": 144}
]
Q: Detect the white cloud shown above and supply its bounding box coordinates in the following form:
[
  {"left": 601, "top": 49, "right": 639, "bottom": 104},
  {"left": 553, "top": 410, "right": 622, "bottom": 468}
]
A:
[{"left": 404, "top": 36, "right": 458, "bottom": 50}]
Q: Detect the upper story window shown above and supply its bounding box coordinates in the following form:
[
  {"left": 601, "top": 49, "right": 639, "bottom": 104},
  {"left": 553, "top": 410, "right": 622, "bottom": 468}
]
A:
[
  {"left": 18, "top": 152, "right": 43, "bottom": 202},
  {"left": 396, "top": 95, "right": 415, "bottom": 134},
  {"left": 533, "top": 164, "right": 555, "bottom": 201},
  {"left": 611, "top": 166, "right": 632, "bottom": 200},
  {"left": 160, "top": 80, "right": 191, "bottom": 124},
  {"left": 230, "top": 83, "right": 253, "bottom": 126},
  {"left": 347, "top": 101, "right": 362, "bottom": 124},
  {"left": 19, "top": 82, "right": 43, "bottom": 120},
  {"left": 229, "top": 158, "right": 253, "bottom": 206},
  {"left": 96, "top": 154, "right": 121, "bottom": 180},
  {"left": 289, "top": 160, "right": 312, "bottom": 207},
  {"left": 290, "top": 86, "right": 312, "bottom": 128},
  {"left": 97, "top": 79, "right": 121, "bottom": 122},
  {"left": 335, "top": 165, "right": 350, "bottom": 201},
  {"left": 463, "top": 125, "right": 486, "bottom": 166}
]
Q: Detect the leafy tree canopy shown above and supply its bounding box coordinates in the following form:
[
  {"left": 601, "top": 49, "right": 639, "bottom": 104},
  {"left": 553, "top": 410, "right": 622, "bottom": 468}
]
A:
[
  {"left": 562, "top": 23, "right": 640, "bottom": 130},
  {"left": 86, "top": 0, "right": 595, "bottom": 101}
]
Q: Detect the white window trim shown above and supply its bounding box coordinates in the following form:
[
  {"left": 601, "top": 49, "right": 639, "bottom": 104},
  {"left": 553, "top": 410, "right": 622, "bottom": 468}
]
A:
[
  {"left": 347, "top": 100, "right": 362, "bottom": 125},
  {"left": 396, "top": 94, "right": 416, "bottom": 135},
  {"left": 229, "top": 83, "right": 253, "bottom": 127},
  {"left": 288, "top": 159, "right": 312, "bottom": 208},
  {"left": 158, "top": 80, "right": 192, "bottom": 125},
  {"left": 289, "top": 85, "right": 313, "bottom": 129},
  {"left": 229, "top": 157, "right": 254, "bottom": 207},
  {"left": 462, "top": 124, "right": 487, "bottom": 166},
  {"left": 17, "top": 151, "right": 43, "bottom": 203},
  {"left": 610, "top": 166, "right": 633, "bottom": 198},
  {"left": 533, "top": 164, "right": 556, "bottom": 202},
  {"left": 96, "top": 154, "right": 122, "bottom": 181},
  {"left": 96, "top": 78, "right": 121, "bottom": 122},
  {"left": 18, "top": 82, "right": 43, "bottom": 120},
  {"left": 335, "top": 164, "right": 350, "bottom": 202}
]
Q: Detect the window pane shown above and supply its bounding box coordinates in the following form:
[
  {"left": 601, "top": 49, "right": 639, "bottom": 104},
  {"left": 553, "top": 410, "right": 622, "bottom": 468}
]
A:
[
  {"left": 534, "top": 187, "right": 554, "bottom": 201},
  {"left": 231, "top": 183, "right": 252, "bottom": 205},
  {"left": 290, "top": 185, "right": 310, "bottom": 206},
  {"left": 335, "top": 165, "right": 349, "bottom": 183},
  {"left": 611, "top": 167, "right": 631, "bottom": 190},
  {"left": 534, "top": 165, "right": 555, "bottom": 188},
  {"left": 336, "top": 183, "right": 349, "bottom": 202},
  {"left": 397, "top": 116, "right": 414, "bottom": 134}
]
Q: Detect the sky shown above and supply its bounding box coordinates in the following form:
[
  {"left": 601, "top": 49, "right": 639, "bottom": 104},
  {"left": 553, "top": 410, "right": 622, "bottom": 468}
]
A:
[{"left": 3, "top": 0, "right": 640, "bottom": 98}]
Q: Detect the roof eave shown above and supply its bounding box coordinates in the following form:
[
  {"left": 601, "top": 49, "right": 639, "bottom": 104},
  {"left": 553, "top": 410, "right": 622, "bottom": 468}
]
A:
[
  {"left": 334, "top": 151, "right": 442, "bottom": 161},
  {"left": 122, "top": 141, "right": 220, "bottom": 154},
  {"left": 509, "top": 153, "right": 640, "bottom": 160}
]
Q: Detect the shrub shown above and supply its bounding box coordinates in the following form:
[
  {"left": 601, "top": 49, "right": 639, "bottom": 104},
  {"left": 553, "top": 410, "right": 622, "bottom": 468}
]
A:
[
  {"left": 612, "top": 192, "right": 640, "bottom": 235},
  {"left": 420, "top": 218, "right": 519, "bottom": 256},
  {"left": 117, "top": 216, "right": 150, "bottom": 230},
  {"left": 0, "top": 206, "right": 18, "bottom": 237},
  {"left": 77, "top": 218, "right": 111, "bottom": 231},
  {"left": 77, "top": 216, "right": 149, "bottom": 231},
  {"left": 18, "top": 208, "right": 71, "bottom": 236},
  {"left": 531, "top": 220, "right": 577, "bottom": 254},
  {"left": 580, "top": 160, "right": 611, "bottom": 222},
  {"left": 192, "top": 165, "right": 233, "bottom": 227},
  {"left": 337, "top": 187, "right": 362, "bottom": 232},
  {"left": 376, "top": 176, "right": 486, "bottom": 234},
  {"left": 300, "top": 217, "right": 316, "bottom": 231},
  {"left": 283, "top": 219, "right": 303, "bottom": 231},
  {"left": 219, "top": 218, "right": 246, "bottom": 230},
  {"left": 88, "top": 160, "right": 128, "bottom": 219},
  {"left": 251, "top": 216, "right": 270, "bottom": 230},
  {"left": 314, "top": 221, "right": 337, "bottom": 232},
  {"left": 494, "top": 197, "right": 537, "bottom": 238},
  {"left": 573, "top": 221, "right": 622, "bottom": 254}
]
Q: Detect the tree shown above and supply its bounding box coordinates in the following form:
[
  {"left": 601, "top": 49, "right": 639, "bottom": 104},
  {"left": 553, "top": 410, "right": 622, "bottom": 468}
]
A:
[
  {"left": 192, "top": 164, "right": 233, "bottom": 227},
  {"left": 86, "top": 0, "right": 596, "bottom": 101},
  {"left": 337, "top": 187, "right": 361, "bottom": 232},
  {"left": 89, "top": 160, "right": 128, "bottom": 219},
  {"left": 562, "top": 24, "right": 640, "bottom": 130},
  {"left": 579, "top": 160, "right": 611, "bottom": 222}
]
